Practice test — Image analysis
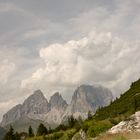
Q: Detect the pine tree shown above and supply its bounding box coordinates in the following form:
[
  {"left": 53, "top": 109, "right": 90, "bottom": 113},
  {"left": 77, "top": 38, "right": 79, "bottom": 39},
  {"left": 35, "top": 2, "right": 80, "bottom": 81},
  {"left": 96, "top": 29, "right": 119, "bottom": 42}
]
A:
[
  {"left": 14, "top": 132, "right": 20, "bottom": 140},
  {"left": 68, "top": 115, "right": 76, "bottom": 128},
  {"left": 28, "top": 125, "right": 34, "bottom": 137},
  {"left": 78, "top": 116, "right": 83, "bottom": 125},
  {"left": 3, "top": 126, "right": 15, "bottom": 140},
  {"left": 37, "top": 123, "right": 48, "bottom": 136},
  {"left": 88, "top": 110, "right": 92, "bottom": 120},
  {"left": 48, "top": 126, "right": 52, "bottom": 134}
]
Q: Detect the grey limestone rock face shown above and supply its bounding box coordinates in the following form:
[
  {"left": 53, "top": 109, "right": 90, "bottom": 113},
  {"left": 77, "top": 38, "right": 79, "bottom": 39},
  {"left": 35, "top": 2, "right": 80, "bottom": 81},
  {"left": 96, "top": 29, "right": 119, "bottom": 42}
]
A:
[
  {"left": 21, "top": 90, "right": 49, "bottom": 115},
  {"left": 64, "top": 85, "right": 113, "bottom": 119},
  {"left": 1, "top": 104, "right": 22, "bottom": 126},
  {"left": 49, "top": 92, "right": 68, "bottom": 110},
  {"left": 1, "top": 90, "right": 49, "bottom": 126},
  {"left": 72, "top": 85, "right": 113, "bottom": 112},
  {"left": 1, "top": 85, "right": 113, "bottom": 127},
  {"left": 44, "top": 92, "right": 68, "bottom": 124}
]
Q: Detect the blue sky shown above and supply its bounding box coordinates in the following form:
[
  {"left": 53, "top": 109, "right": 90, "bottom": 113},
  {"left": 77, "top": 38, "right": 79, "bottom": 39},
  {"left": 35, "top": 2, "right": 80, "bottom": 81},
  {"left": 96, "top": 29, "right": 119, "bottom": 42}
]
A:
[{"left": 0, "top": 0, "right": 140, "bottom": 121}]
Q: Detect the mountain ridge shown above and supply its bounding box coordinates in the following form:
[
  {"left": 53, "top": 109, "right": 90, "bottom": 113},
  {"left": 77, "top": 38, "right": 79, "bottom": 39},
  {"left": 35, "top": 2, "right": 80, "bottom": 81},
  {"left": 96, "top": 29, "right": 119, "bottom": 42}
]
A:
[{"left": 0, "top": 84, "right": 113, "bottom": 131}]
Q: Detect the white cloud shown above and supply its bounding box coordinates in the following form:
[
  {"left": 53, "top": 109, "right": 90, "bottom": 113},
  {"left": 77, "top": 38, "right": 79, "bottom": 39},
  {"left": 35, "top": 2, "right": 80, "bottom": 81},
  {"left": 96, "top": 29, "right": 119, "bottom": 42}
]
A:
[
  {"left": 0, "top": 59, "right": 16, "bottom": 84},
  {"left": 1, "top": 0, "right": 140, "bottom": 120},
  {"left": 21, "top": 31, "right": 140, "bottom": 96},
  {"left": 0, "top": 3, "right": 31, "bottom": 16},
  {"left": 23, "top": 29, "right": 47, "bottom": 39}
]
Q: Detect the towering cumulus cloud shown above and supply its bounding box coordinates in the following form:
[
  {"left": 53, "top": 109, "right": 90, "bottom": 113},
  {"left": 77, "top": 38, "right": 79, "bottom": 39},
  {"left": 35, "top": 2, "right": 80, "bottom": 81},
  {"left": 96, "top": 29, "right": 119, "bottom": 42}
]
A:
[{"left": 22, "top": 31, "right": 140, "bottom": 95}]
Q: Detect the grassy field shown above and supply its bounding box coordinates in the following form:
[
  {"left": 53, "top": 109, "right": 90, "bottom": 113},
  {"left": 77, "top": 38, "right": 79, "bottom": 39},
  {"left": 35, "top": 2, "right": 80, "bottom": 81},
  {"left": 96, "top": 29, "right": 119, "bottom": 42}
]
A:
[
  {"left": 26, "top": 129, "right": 77, "bottom": 140},
  {"left": 95, "top": 132, "right": 140, "bottom": 140},
  {"left": 26, "top": 132, "right": 140, "bottom": 140}
]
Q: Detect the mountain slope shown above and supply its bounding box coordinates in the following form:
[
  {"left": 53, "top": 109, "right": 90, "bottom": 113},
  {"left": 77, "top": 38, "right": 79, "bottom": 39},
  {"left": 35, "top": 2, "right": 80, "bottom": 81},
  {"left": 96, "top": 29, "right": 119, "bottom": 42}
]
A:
[
  {"left": 79, "top": 79, "right": 140, "bottom": 138},
  {"left": 1, "top": 90, "right": 49, "bottom": 127},
  {"left": 0, "top": 84, "right": 113, "bottom": 131},
  {"left": 1, "top": 104, "right": 22, "bottom": 127},
  {"left": 94, "top": 79, "right": 140, "bottom": 121}
]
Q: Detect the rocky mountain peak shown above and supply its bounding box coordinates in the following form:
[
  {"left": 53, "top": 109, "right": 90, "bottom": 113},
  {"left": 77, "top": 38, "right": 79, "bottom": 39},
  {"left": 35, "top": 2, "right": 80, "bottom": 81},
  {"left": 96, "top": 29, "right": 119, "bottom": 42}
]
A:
[
  {"left": 1, "top": 85, "right": 113, "bottom": 127},
  {"left": 25, "top": 89, "right": 46, "bottom": 101},
  {"left": 49, "top": 92, "right": 68, "bottom": 110},
  {"left": 21, "top": 89, "right": 49, "bottom": 115},
  {"left": 69, "top": 84, "right": 113, "bottom": 116}
]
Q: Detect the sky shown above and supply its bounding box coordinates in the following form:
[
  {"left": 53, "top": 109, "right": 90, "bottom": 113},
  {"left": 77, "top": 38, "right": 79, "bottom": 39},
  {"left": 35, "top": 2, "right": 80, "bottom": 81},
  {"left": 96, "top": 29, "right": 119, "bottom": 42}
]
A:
[{"left": 0, "top": 0, "right": 140, "bottom": 121}]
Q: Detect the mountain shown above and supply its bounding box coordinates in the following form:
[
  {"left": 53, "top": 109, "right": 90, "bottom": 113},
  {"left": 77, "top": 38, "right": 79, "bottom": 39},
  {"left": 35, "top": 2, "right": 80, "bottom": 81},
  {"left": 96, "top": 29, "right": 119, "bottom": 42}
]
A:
[
  {"left": 9, "top": 79, "right": 140, "bottom": 139},
  {"left": 44, "top": 92, "right": 68, "bottom": 124},
  {"left": 1, "top": 104, "right": 22, "bottom": 127},
  {"left": 63, "top": 85, "right": 113, "bottom": 119},
  {"left": 109, "top": 111, "right": 140, "bottom": 134},
  {"left": 1, "top": 90, "right": 49, "bottom": 127},
  {"left": 0, "top": 84, "right": 113, "bottom": 131},
  {"left": 49, "top": 92, "right": 68, "bottom": 110},
  {"left": 0, "top": 127, "right": 6, "bottom": 140},
  {"left": 22, "top": 89, "right": 49, "bottom": 115}
]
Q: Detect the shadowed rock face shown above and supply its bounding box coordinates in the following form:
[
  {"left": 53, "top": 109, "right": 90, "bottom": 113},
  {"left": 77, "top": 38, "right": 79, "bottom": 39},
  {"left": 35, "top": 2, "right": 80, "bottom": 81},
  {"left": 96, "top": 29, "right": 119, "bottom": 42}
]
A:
[
  {"left": 1, "top": 85, "right": 113, "bottom": 128},
  {"left": 71, "top": 85, "right": 113, "bottom": 113},
  {"left": 49, "top": 92, "right": 68, "bottom": 110},
  {"left": 64, "top": 85, "right": 113, "bottom": 119}
]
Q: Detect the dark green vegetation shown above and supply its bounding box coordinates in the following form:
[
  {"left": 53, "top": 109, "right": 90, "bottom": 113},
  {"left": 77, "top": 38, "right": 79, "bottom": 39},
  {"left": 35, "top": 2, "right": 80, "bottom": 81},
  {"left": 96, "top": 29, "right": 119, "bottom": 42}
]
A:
[
  {"left": 28, "top": 126, "right": 34, "bottom": 137},
  {"left": 37, "top": 123, "right": 48, "bottom": 136},
  {"left": 3, "top": 126, "right": 26, "bottom": 140},
  {"left": 3, "top": 79, "right": 140, "bottom": 140},
  {"left": 82, "top": 78, "right": 140, "bottom": 138},
  {"left": 94, "top": 79, "right": 140, "bottom": 121},
  {"left": 4, "top": 116, "right": 49, "bottom": 133}
]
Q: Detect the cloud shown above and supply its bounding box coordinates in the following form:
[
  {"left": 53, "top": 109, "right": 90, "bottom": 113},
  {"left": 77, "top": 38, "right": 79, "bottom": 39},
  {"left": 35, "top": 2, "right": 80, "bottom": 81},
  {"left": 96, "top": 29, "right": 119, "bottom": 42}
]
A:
[
  {"left": 0, "top": 0, "right": 140, "bottom": 121},
  {"left": 0, "top": 59, "right": 16, "bottom": 84},
  {"left": 23, "top": 29, "right": 47, "bottom": 39},
  {"left": 67, "top": 0, "right": 140, "bottom": 41},
  {"left": 22, "top": 31, "right": 140, "bottom": 96},
  {"left": 0, "top": 3, "right": 34, "bottom": 17}
]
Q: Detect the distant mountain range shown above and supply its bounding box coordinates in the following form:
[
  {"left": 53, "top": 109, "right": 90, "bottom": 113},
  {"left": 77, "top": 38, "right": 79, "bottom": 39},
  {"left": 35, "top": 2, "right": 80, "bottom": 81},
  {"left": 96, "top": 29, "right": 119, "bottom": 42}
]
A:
[{"left": 0, "top": 84, "right": 113, "bottom": 132}]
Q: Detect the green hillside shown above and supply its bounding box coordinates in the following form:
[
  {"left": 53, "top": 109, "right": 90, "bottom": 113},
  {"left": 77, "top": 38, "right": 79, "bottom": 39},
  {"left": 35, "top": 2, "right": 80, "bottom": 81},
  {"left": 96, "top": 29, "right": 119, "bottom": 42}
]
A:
[
  {"left": 94, "top": 78, "right": 140, "bottom": 121},
  {"left": 79, "top": 79, "right": 140, "bottom": 138}
]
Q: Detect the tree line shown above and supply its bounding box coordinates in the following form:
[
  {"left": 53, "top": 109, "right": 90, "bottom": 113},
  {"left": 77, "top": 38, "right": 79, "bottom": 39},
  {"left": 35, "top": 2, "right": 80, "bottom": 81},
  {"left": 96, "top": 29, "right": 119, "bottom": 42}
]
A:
[
  {"left": 3, "top": 123, "right": 49, "bottom": 140},
  {"left": 3, "top": 112, "right": 93, "bottom": 140}
]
